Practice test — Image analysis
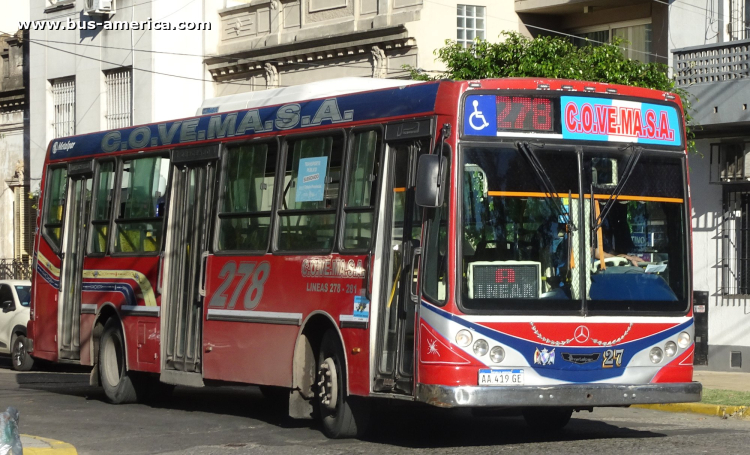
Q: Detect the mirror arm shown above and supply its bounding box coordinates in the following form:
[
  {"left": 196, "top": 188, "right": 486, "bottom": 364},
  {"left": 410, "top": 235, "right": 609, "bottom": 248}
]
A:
[{"left": 435, "top": 123, "right": 451, "bottom": 189}]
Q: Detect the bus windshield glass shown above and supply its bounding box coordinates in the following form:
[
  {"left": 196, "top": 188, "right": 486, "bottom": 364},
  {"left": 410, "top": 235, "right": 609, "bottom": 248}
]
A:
[{"left": 460, "top": 144, "right": 688, "bottom": 314}]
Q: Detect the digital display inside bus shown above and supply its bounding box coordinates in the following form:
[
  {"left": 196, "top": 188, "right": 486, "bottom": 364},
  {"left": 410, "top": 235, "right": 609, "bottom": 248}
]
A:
[{"left": 468, "top": 263, "right": 540, "bottom": 299}]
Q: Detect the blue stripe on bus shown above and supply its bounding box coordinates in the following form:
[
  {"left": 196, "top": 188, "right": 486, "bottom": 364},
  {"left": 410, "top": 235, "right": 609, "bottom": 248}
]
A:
[
  {"left": 36, "top": 264, "right": 137, "bottom": 307},
  {"left": 49, "top": 83, "right": 441, "bottom": 160}
]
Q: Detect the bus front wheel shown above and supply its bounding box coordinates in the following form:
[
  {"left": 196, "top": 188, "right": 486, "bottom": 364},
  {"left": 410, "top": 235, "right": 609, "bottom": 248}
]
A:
[
  {"left": 316, "top": 329, "right": 370, "bottom": 438},
  {"left": 522, "top": 407, "right": 573, "bottom": 431},
  {"left": 99, "top": 319, "right": 138, "bottom": 404}
]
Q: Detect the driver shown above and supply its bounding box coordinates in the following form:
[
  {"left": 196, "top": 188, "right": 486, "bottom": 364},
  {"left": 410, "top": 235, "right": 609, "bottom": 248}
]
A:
[{"left": 594, "top": 202, "right": 642, "bottom": 267}]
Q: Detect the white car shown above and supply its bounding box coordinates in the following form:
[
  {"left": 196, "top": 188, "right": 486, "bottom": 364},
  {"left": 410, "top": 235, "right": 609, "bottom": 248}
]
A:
[{"left": 0, "top": 280, "right": 33, "bottom": 371}]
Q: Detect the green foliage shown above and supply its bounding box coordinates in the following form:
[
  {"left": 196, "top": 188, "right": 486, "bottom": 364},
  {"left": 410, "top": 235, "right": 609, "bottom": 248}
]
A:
[{"left": 404, "top": 32, "right": 696, "bottom": 152}]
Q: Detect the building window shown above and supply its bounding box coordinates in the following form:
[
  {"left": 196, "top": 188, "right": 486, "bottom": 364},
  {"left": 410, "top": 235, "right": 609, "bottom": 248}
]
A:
[
  {"left": 573, "top": 21, "right": 653, "bottom": 64},
  {"left": 2, "top": 54, "right": 8, "bottom": 78},
  {"left": 722, "top": 189, "right": 750, "bottom": 295},
  {"left": 13, "top": 186, "right": 34, "bottom": 261},
  {"left": 729, "top": 0, "right": 750, "bottom": 40},
  {"left": 457, "top": 5, "right": 485, "bottom": 48},
  {"left": 105, "top": 68, "right": 132, "bottom": 129},
  {"left": 51, "top": 77, "right": 75, "bottom": 138}
]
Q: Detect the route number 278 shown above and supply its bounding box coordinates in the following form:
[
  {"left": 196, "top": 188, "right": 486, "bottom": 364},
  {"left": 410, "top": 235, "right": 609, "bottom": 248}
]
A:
[{"left": 208, "top": 261, "right": 271, "bottom": 310}]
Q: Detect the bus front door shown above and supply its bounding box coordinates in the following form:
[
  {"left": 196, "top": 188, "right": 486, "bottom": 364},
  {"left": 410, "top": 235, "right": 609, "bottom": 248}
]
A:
[
  {"left": 59, "top": 165, "right": 93, "bottom": 361},
  {"left": 160, "top": 147, "right": 218, "bottom": 386},
  {"left": 374, "top": 138, "right": 426, "bottom": 394}
]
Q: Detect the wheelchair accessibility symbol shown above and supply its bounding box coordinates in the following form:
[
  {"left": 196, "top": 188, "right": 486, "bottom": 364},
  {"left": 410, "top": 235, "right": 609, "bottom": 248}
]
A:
[{"left": 469, "top": 100, "right": 489, "bottom": 131}]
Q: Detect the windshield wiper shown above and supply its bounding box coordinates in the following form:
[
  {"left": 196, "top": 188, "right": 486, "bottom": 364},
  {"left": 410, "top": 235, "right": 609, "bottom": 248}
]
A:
[
  {"left": 515, "top": 141, "right": 577, "bottom": 231},
  {"left": 591, "top": 143, "right": 643, "bottom": 232}
]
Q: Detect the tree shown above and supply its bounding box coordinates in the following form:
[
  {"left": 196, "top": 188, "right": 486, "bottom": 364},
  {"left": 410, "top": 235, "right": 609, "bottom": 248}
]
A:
[{"left": 406, "top": 32, "right": 695, "bottom": 151}]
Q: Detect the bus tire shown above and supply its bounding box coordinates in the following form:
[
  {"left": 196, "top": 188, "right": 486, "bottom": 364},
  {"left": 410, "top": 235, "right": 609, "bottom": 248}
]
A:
[
  {"left": 99, "top": 320, "right": 138, "bottom": 404},
  {"left": 11, "top": 335, "right": 34, "bottom": 371},
  {"left": 522, "top": 407, "right": 573, "bottom": 431},
  {"left": 316, "top": 329, "right": 370, "bottom": 439}
]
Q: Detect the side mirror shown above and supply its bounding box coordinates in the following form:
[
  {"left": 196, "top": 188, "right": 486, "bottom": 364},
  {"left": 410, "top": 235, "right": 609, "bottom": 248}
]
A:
[
  {"left": 415, "top": 154, "right": 447, "bottom": 208},
  {"left": 1, "top": 300, "right": 14, "bottom": 312}
]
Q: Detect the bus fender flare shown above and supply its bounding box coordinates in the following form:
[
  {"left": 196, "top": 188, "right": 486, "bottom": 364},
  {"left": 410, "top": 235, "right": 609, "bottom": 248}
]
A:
[
  {"left": 90, "top": 303, "right": 126, "bottom": 387},
  {"left": 290, "top": 311, "right": 347, "bottom": 419}
]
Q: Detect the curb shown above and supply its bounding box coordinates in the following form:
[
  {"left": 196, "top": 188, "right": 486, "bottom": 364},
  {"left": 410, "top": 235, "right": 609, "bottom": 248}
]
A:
[
  {"left": 20, "top": 434, "right": 78, "bottom": 455},
  {"left": 634, "top": 403, "right": 750, "bottom": 419}
]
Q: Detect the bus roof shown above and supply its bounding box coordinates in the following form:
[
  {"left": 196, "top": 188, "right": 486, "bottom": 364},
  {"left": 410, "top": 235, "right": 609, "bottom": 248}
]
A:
[
  {"left": 46, "top": 78, "right": 683, "bottom": 162},
  {"left": 197, "top": 78, "right": 419, "bottom": 116},
  {"left": 47, "top": 79, "right": 441, "bottom": 162}
]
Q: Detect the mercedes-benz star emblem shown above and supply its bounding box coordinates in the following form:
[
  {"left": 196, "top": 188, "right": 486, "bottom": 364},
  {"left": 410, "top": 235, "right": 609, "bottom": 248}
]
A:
[{"left": 574, "top": 325, "right": 590, "bottom": 343}]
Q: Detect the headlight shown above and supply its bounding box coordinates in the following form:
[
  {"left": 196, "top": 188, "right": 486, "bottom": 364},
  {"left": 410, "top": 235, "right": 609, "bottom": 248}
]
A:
[
  {"left": 473, "top": 339, "right": 489, "bottom": 356},
  {"left": 677, "top": 332, "right": 691, "bottom": 349},
  {"left": 665, "top": 341, "right": 678, "bottom": 357},
  {"left": 650, "top": 347, "right": 664, "bottom": 364},
  {"left": 455, "top": 330, "right": 472, "bottom": 347},
  {"left": 490, "top": 346, "right": 505, "bottom": 363}
]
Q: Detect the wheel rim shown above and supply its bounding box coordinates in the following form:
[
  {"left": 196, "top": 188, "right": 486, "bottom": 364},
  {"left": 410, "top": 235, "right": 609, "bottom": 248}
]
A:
[
  {"left": 317, "top": 357, "right": 338, "bottom": 412},
  {"left": 102, "top": 335, "right": 122, "bottom": 388},
  {"left": 13, "top": 340, "right": 24, "bottom": 367}
]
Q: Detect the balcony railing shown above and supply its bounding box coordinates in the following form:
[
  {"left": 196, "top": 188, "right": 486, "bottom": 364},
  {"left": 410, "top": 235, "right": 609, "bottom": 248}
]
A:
[
  {"left": 0, "top": 258, "right": 31, "bottom": 281},
  {"left": 673, "top": 39, "right": 750, "bottom": 88}
]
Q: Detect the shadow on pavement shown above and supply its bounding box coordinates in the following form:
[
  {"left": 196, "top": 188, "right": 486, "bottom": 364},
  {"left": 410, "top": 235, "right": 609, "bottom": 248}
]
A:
[
  {"left": 4, "top": 357, "right": 722, "bottom": 449},
  {"left": 358, "top": 405, "right": 666, "bottom": 448}
]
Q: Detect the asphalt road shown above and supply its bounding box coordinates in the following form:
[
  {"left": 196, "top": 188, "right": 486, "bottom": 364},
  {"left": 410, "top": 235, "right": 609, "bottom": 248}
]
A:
[{"left": 0, "top": 358, "right": 747, "bottom": 455}]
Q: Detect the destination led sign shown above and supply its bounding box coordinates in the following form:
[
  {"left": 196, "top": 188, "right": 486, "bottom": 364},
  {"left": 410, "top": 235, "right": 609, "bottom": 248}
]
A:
[
  {"left": 463, "top": 94, "right": 555, "bottom": 137},
  {"left": 561, "top": 96, "right": 681, "bottom": 146},
  {"left": 463, "top": 94, "right": 683, "bottom": 147}
]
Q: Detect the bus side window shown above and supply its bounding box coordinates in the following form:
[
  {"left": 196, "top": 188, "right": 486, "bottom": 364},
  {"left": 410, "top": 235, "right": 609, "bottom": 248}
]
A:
[
  {"left": 277, "top": 134, "right": 344, "bottom": 252},
  {"left": 341, "top": 130, "right": 382, "bottom": 251},
  {"left": 217, "top": 142, "right": 278, "bottom": 252},
  {"left": 114, "top": 156, "right": 169, "bottom": 254},
  {"left": 88, "top": 161, "right": 116, "bottom": 254},
  {"left": 43, "top": 166, "right": 68, "bottom": 250}
]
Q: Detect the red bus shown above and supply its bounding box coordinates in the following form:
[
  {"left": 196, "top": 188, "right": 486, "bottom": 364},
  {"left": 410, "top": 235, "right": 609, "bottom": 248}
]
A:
[{"left": 28, "top": 77, "right": 701, "bottom": 437}]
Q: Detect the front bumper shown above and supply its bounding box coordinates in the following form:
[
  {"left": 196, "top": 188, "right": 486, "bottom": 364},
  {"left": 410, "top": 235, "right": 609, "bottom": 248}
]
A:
[{"left": 416, "top": 382, "right": 702, "bottom": 408}]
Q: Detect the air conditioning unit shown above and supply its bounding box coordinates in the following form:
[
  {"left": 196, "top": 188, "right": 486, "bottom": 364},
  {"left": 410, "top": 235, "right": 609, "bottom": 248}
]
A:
[{"left": 84, "top": 0, "right": 114, "bottom": 16}]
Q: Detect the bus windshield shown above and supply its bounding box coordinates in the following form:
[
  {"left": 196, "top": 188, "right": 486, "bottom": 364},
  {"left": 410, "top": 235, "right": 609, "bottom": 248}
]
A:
[{"left": 460, "top": 144, "right": 688, "bottom": 314}]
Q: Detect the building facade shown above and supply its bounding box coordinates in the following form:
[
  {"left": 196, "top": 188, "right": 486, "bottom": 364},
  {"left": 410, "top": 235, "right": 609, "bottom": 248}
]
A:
[
  {"left": 0, "top": 28, "right": 31, "bottom": 278},
  {"left": 518, "top": 0, "right": 750, "bottom": 373},
  {"left": 204, "top": 0, "right": 515, "bottom": 96},
  {"left": 669, "top": 0, "right": 750, "bottom": 372},
  {"left": 29, "top": 0, "right": 211, "bottom": 192}
]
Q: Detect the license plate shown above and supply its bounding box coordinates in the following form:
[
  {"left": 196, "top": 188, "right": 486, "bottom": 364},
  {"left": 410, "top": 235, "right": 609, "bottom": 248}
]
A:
[{"left": 478, "top": 369, "right": 524, "bottom": 386}]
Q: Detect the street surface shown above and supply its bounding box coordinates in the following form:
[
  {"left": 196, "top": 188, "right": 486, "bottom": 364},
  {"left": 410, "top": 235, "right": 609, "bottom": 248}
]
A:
[{"left": 0, "top": 358, "right": 747, "bottom": 455}]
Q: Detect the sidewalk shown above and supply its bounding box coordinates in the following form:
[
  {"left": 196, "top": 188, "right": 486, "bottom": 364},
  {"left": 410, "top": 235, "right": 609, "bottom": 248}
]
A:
[
  {"left": 20, "top": 434, "right": 77, "bottom": 454},
  {"left": 635, "top": 370, "right": 750, "bottom": 419},
  {"left": 693, "top": 370, "right": 750, "bottom": 392}
]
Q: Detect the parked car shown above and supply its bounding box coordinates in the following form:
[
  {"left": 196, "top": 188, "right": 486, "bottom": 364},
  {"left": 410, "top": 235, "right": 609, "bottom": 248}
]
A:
[{"left": 0, "top": 280, "right": 33, "bottom": 371}]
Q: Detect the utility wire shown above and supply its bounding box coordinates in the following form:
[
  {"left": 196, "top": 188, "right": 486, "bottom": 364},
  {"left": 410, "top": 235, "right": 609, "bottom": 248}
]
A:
[{"left": 16, "top": 37, "right": 425, "bottom": 72}]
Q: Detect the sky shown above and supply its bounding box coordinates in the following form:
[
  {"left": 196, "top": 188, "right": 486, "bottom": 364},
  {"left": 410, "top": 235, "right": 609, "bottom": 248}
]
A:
[{"left": 1, "top": 1, "right": 30, "bottom": 35}]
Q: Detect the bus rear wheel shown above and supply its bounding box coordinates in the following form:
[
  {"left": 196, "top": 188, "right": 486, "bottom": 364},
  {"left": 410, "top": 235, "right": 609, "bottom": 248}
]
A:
[
  {"left": 522, "top": 407, "right": 573, "bottom": 431},
  {"left": 316, "top": 330, "right": 370, "bottom": 438},
  {"left": 11, "top": 335, "right": 34, "bottom": 371},
  {"left": 99, "top": 319, "right": 138, "bottom": 404}
]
